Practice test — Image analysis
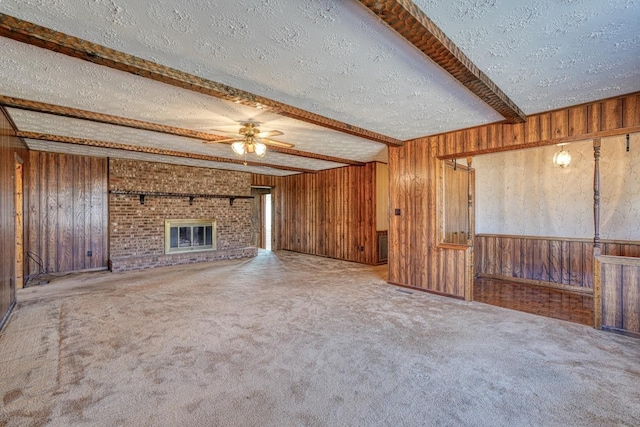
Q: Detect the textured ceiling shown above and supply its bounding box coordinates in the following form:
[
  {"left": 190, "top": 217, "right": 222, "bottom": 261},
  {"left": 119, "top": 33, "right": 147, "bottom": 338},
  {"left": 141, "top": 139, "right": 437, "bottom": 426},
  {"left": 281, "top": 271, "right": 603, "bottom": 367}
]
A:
[
  {"left": 8, "top": 108, "right": 350, "bottom": 171},
  {"left": 415, "top": 0, "right": 640, "bottom": 113},
  {"left": 0, "top": 0, "right": 639, "bottom": 175}
]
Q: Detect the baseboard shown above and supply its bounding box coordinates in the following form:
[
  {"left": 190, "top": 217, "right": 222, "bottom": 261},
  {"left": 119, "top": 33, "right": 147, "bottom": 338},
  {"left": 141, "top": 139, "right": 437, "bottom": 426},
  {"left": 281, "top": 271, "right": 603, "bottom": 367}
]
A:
[
  {"left": 386, "top": 281, "right": 465, "bottom": 300},
  {"left": 0, "top": 300, "right": 16, "bottom": 333},
  {"left": 601, "top": 326, "right": 640, "bottom": 339}
]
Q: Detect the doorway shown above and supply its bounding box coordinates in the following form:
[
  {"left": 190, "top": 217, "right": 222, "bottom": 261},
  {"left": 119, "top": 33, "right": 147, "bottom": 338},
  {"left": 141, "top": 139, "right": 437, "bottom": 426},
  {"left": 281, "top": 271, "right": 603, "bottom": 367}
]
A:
[
  {"left": 14, "top": 156, "right": 24, "bottom": 290},
  {"left": 262, "top": 194, "right": 272, "bottom": 251},
  {"left": 250, "top": 187, "right": 273, "bottom": 250}
]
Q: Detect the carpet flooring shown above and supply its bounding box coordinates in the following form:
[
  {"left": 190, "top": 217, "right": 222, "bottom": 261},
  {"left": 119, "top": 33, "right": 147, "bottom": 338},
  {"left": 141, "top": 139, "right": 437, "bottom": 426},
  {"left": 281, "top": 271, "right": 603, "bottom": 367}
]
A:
[{"left": 0, "top": 250, "right": 639, "bottom": 426}]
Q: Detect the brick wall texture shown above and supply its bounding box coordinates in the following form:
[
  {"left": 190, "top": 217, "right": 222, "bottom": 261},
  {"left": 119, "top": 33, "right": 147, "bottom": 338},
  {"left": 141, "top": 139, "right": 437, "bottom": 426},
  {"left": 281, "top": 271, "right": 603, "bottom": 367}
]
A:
[{"left": 109, "top": 159, "right": 256, "bottom": 272}]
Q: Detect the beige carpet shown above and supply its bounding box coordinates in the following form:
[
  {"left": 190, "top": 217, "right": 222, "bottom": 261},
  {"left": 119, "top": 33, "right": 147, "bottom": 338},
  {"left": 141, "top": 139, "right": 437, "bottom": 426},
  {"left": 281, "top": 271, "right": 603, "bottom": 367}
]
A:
[{"left": 0, "top": 250, "right": 639, "bottom": 427}]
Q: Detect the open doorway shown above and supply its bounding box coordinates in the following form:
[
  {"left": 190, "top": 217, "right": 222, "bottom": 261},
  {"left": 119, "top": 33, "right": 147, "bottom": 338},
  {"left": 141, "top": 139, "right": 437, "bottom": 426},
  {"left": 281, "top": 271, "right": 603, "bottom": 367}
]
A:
[
  {"left": 250, "top": 187, "right": 273, "bottom": 250},
  {"left": 263, "top": 194, "right": 272, "bottom": 251}
]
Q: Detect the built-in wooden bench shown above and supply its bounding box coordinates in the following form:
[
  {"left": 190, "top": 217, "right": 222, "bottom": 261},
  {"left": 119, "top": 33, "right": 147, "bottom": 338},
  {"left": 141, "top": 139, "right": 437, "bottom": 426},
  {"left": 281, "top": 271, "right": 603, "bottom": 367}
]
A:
[{"left": 474, "top": 234, "right": 640, "bottom": 330}]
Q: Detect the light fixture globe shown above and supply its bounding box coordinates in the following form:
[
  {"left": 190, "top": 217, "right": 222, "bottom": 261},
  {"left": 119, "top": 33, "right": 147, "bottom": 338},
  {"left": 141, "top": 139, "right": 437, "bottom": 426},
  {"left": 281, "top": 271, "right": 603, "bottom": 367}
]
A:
[
  {"left": 231, "top": 141, "right": 246, "bottom": 155},
  {"left": 254, "top": 141, "right": 267, "bottom": 157},
  {"left": 553, "top": 148, "right": 571, "bottom": 168}
]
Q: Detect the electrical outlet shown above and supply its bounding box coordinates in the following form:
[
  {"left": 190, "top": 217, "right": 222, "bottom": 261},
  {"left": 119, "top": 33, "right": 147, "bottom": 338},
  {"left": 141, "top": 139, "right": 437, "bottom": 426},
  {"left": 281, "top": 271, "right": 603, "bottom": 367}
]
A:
[
  {"left": 360, "top": 246, "right": 365, "bottom": 251},
  {"left": 87, "top": 250, "right": 92, "bottom": 257}
]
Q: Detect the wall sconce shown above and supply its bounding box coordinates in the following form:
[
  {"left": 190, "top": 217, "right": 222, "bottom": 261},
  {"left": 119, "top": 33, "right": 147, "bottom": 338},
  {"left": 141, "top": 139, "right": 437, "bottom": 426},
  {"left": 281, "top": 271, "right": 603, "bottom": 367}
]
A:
[{"left": 553, "top": 144, "right": 571, "bottom": 168}]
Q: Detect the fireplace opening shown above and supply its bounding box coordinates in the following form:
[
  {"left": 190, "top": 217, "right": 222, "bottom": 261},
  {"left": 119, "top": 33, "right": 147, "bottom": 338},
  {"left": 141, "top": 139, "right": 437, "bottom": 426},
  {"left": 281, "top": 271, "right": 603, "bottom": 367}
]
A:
[{"left": 165, "top": 219, "right": 216, "bottom": 253}]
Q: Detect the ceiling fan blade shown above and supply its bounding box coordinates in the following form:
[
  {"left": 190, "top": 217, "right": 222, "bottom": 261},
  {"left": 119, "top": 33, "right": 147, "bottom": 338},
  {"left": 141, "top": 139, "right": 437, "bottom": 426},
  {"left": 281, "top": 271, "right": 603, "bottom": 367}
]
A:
[
  {"left": 256, "top": 130, "right": 284, "bottom": 138},
  {"left": 208, "top": 128, "right": 241, "bottom": 134},
  {"left": 261, "top": 138, "right": 294, "bottom": 149},
  {"left": 203, "top": 137, "right": 241, "bottom": 144}
]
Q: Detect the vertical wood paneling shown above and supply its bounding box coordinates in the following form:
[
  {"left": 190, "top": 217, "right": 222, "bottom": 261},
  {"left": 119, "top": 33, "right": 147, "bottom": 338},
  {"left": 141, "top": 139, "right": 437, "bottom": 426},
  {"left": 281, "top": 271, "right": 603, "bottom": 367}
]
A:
[
  {"left": 601, "top": 98, "right": 622, "bottom": 131},
  {"left": 58, "top": 154, "right": 73, "bottom": 272},
  {"left": 267, "top": 163, "right": 380, "bottom": 265},
  {"left": 45, "top": 152, "right": 57, "bottom": 272},
  {"left": 74, "top": 156, "right": 87, "bottom": 269},
  {"left": 621, "top": 265, "right": 639, "bottom": 333},
  {"left": 0, "top": 108, "right": 29, "bottom": 327},
  {"left": 476, "top": 235, "right": 640, "bottom": 290},
  {"left": 27, "top": 152, "right": 108, "bottom": 276},
  {"left": 549, "top": 239, "right": 562, "bottom": 283},
  {"left": 602, "top": 264, "right": 623, "bottom": 328},
  {"left": 622, "top": 94, "right": 639, "bottom": 127},
  {"left": 569, "top": 241, "right": 583, "bottom": 286},
  {"left": 415, "top": 139, "right": 430, "bottom": 288},
  {"left": 561, "top": 240, "right": 572, "bottom": 284},
  {"left": 582, "top": 242, "right": 594, "bottom": 289},
  {"left": 598, "top": 256, "right": 640, "bottom": 336},
  {"left": 568, "top": 106, "right": 587, "bottom": 136},
  {"left": 551, "top": 110, "right": 568, "bottom": 139},
  {"left": 389, "top": 136, "right": 467, "bottom": 298},
  {"left": 436, "top": 92, "right": 640, "bottom": 157}
]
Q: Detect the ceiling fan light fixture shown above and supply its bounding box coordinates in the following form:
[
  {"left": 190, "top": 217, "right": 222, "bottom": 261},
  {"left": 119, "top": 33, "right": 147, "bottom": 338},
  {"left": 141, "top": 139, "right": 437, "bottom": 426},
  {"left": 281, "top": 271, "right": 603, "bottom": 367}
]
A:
[
  {"left": 254, "top": 141, "right": 267, "bottom": 157},
  {"left": 231, "top": 141, "right": 246, "bottom": 155}
]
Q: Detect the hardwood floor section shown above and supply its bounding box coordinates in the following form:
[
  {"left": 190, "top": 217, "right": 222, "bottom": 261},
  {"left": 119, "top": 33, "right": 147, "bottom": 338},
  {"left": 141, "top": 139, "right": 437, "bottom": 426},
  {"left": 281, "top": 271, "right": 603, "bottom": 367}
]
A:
[{"left": 474, "top": 278, "right": 594, "bottom": 326}]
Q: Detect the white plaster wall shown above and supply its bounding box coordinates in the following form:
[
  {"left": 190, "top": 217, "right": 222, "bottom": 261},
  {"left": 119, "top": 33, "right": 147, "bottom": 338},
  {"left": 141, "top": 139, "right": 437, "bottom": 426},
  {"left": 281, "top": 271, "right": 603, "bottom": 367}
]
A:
[{"left": 474, "top": 133, "right": 639, "bottom": 241}]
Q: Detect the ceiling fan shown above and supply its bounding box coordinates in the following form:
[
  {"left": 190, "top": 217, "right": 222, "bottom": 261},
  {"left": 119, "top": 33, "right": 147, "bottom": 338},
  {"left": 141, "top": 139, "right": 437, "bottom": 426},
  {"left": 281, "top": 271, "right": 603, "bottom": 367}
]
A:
[{"left": 205, "top": 122, "right": 294, "bottom": 158}]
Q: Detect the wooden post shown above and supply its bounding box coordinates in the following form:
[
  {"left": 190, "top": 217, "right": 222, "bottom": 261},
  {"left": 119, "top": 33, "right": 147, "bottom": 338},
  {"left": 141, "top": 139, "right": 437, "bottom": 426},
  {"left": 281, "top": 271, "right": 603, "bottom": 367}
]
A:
[
  {"left": 593, "top": 138, "right": 601, "bottom": 249},
  {"left": 593, "top": 138, "right": 602, "bottom": 329},
  {"left": 465, "top": 157, "right": 474, "bottom": 301},
  {"left": 593, "top": 248, "right": 602, "bottom": 329},
  {"left": 467, "top": 157, "right": 473, "bottom": 242}
]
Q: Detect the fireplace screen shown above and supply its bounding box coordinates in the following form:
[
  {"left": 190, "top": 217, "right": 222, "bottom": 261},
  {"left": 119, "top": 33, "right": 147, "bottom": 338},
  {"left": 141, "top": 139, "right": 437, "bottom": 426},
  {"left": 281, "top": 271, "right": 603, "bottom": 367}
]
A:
[{"left": 165, "top": 219, "right": 216, "bottom": 253}]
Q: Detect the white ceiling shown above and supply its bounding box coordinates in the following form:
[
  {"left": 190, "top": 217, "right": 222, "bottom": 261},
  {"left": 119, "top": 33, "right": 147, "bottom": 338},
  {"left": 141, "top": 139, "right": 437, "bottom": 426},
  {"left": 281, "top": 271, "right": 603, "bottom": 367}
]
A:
[{"left": 0, "top": 0, "right": 638, "bottom": 175}]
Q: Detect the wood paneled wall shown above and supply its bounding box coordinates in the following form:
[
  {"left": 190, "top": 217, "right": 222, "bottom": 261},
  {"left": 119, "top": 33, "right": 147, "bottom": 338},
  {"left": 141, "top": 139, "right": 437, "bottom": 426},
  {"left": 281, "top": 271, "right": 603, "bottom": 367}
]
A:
[
  {"left": 598, "top": 255, "right": 640, "bottom": 337},
  {"left": 252, "top": 163, "right": 383, "bottom": 264},
  {"left": 27, "top": 151, "right": 108, "bottom": 276},
  {"left": 475, "top": 234, "right": 640, "bottom": 289},
  {"left": 437, "top": 92, "right": 640, "bottom": 158},
  {"left": 387, "top": 92, "right": 638, "bottom": 302},
  {"left": 376, "top": 162, "right": 389, "bottom": 232},
  {"left": 476, "top": 235, "right": 594, "bottom": 288},
  {"left": 0, "top": 108, "right": 28, "bottom": 329},
  {"left": 388, "top": 137, "right": 468, "bottom": 298}
]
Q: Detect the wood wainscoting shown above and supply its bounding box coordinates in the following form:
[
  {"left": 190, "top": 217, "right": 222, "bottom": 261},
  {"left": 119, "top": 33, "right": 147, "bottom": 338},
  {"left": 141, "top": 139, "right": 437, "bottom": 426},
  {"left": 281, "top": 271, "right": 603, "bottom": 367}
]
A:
[
  {"left": 27, "top": 151, "right": 108, "bottom": 277},
  {"left": 596, "top": 254, "right": 640, "bottom": 338},
  {"left": 475, "top": 234, "right": 640, "bottom": 290}
]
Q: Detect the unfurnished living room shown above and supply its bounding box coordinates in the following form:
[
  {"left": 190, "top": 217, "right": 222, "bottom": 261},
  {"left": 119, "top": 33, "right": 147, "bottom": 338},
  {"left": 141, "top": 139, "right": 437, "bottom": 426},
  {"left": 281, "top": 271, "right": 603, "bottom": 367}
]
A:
[{"left": 0, "top": 1, "right": 639, "bottom": 426}]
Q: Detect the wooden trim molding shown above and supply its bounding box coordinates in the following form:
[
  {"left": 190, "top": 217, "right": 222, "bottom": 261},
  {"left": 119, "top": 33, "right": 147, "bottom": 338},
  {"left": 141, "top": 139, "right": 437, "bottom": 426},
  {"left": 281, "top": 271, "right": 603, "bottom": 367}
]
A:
[
  {"left": 0, "top": 13, "right": 402, "bottom": 147},
  {"left": 357, "top": 0, "right": 526, "bottom": 124},
  {"left": 596, "top": 255, "right": 640, "bottom": 266},
  {"left": 17, "top": 131, "right": 318, "bottom": 174},
  {"left": 0, "top": 95, "right": 365, "bottom": 167}
]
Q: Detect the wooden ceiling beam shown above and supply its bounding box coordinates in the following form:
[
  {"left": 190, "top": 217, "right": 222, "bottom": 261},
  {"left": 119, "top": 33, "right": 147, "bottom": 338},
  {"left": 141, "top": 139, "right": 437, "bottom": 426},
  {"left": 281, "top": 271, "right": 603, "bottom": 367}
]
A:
[
  {"left": 357, "top": 0, "right": 527, "bottom": 124},
  {"left": 17, "top": 131, "right": 319, "bottom": 174},
  {"left": 0, "top": 13, "right": 403, "bottom": 147},
  {"left": 0, "top": 95, "right": 365, "bottom": 166}
]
